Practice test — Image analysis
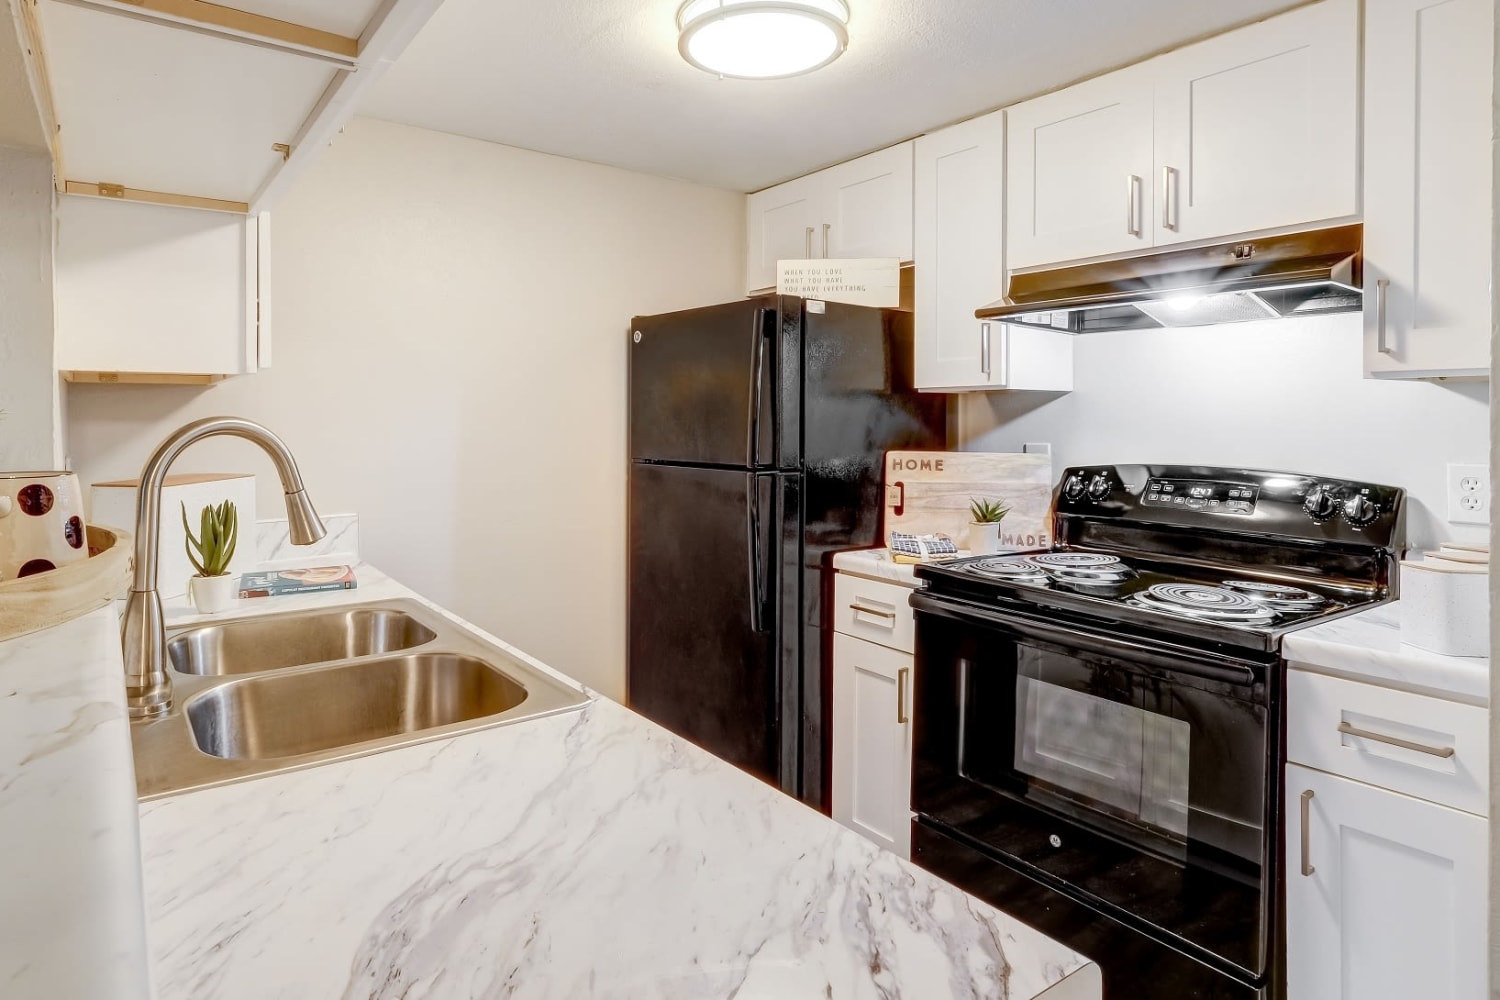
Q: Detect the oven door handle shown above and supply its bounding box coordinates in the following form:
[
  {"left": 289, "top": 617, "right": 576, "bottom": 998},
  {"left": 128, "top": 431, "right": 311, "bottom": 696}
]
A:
[{"left": 910, "top": 591, "right": 1261, "bottom": 686}]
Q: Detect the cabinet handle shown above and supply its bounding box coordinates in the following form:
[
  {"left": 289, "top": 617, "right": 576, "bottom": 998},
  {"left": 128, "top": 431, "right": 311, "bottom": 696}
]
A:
[
  {"left": 1126, "top": 174, "right": 1142, "bottom": 237},
  {"left": 1162, "top": 166, "right": 1179, "bottom": 231},
  {"left": 822, "top": 223, "right": 831, "bottom": 258},
  {"left": 897, "top": 667, "right": 910, "bottom": 725},
  {"left": 1375, "top": 279, "right": 1393, "bottom": 355},
  {"left": 1299, "top": 789, "right": 1315, "bottom": 877},
  {"left": 805, "top": 227, "right": 814, "bottom": 258},
  {"left": 980, "top": 322, "right": 992, "bottom": 375},
  {"left": 1337, "top": 720, "right": 1455, "bottom": 758},
  {"left": 849, "top": 601, "right": 897, "bottom": 623}
]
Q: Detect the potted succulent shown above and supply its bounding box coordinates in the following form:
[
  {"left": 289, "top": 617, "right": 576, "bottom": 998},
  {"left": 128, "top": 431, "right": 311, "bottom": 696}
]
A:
[
  {"left": 968, "top": 496, "right": 1011, "bottom": 555},
  {"left": 183, "top": 499, "right": 238, "bottom": 614}
]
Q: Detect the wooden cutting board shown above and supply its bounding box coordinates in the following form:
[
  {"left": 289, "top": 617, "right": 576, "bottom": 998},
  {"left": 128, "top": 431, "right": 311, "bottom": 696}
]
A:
[{"left": 884, "top": 451, "right": 1054, "bottom": 552}]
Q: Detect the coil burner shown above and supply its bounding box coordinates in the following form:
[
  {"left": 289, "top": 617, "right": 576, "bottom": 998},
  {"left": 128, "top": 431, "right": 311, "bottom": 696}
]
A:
[
  {"left": 1130, "top": 582, "right": 1278, "bottom": 624},
  {"left": 964, "top": 557, "right": 1052, "bottom": 585},
  {"left": 1029, "top": 552, "right": 1135, "bottom": 585},
  {"left": 1220, "top": 579, "right": 1329, "bottom": 612}
]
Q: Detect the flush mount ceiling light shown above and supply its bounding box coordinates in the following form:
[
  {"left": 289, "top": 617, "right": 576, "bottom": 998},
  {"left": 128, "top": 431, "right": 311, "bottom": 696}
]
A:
[{"left": 677, "top": 0, "right": 850, "bottom": 80}]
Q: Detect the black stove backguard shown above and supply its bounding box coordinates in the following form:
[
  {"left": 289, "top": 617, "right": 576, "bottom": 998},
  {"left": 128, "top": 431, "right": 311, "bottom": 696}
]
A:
[
  {"left": 1050, "top": 464, "right": 1405, "bottom": 594},
  {"left": 909, "top": 465, "right": 1404, "bottom": 1000}
]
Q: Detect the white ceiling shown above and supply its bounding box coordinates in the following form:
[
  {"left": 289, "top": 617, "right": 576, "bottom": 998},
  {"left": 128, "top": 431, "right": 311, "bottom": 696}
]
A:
[{"left": 359, "top": 0, "right": 1306, "bottom": 193}]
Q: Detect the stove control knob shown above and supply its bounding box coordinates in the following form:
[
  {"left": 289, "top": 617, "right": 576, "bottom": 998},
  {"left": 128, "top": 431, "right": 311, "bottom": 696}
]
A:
[
  {"left": 1063, "top": 474, "right": 1086, "bottom": 501},
  {"left": 1342, "top": 493, "right": 1379, "bottom": 526},
  {"left": 1303, "top": 486, "right": 1337, "bottom": 520},
  {"left": 1086, "top": 474, "right": 1112, "bottom": 502}
]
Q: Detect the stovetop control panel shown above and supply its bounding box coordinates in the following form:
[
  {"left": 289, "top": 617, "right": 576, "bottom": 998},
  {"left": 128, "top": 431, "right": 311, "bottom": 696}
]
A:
[
  {"left": 1142, "top": 478, "right": 1261, "bottom": 515},
  {"left": 1053, "top": 464, "right": 1406, "bottom": 553}
]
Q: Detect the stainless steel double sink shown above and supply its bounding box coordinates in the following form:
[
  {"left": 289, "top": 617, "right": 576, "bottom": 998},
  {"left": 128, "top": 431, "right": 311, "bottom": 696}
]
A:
[{"left": 130, "top": 599, "right": 589, "bottom": 799}]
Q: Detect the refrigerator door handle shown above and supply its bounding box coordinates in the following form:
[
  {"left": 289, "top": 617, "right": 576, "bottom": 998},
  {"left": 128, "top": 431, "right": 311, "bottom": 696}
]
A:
[
  {"left": 747, "top": 475, "right": 772, "bottom": 633},
  {"left": 747, "top": 308, "right": 772, "bottom": 467}
]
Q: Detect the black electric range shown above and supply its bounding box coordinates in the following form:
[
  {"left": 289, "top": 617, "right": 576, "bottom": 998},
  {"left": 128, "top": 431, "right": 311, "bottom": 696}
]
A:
[{"left": 908, "top": 465, "right": 1404, "bottom": 1000}]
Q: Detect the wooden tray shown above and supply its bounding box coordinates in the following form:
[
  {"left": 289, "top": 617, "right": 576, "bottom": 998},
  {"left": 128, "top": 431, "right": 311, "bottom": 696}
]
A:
[
  {"left": 0, "top": 525, "right": 132, "bottom": 642},
  {"left": 884, "top": 451, "right": 1054, "bottom": 551}
]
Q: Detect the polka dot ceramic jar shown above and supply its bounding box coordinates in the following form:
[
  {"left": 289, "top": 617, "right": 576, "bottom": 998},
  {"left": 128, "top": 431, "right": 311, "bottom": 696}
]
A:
[{"left": 0, "top": 472, "right": 89, "bottom": 582}]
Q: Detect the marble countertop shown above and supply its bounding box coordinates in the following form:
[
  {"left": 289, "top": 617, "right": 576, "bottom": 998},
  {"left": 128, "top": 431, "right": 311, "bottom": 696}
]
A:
[
  {"left": 1282, "top": 602, "right": 1490, "bottom": 707},
  {"left": 0, "top": 606, "right": 151, "bottom": 1000},
  {"left": 138, "top": 566, "right": 1099, "bottom": 1000},
  {"left": 831, "top": 548, "right": 922, "bottom": 587}
]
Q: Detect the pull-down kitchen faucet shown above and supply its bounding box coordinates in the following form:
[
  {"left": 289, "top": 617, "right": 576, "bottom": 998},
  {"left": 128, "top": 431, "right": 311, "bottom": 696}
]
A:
[{"left": 121, "top": 417, "right": 326, "bottom": 719}]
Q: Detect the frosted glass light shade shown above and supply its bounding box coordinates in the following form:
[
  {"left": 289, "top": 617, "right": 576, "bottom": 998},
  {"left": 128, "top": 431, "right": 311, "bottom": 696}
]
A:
[{"left": 678, "top": 0, "right": 850, "bottom": 80}]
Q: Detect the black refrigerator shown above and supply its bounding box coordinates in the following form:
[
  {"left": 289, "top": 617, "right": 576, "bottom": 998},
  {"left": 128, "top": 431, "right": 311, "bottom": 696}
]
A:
[{"left": 627, "top": 295, "right": 947, "bottom": 808}]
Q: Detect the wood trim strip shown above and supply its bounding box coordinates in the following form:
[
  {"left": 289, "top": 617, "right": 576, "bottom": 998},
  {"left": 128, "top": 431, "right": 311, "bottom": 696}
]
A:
[
  {"left": 63, "top": 180, "right": 248, "bottom": 214},
  {"left": 14, "top": 0, "right": 65, "bottom": 187},
  {"left": 62, "top": 370, "right": 230, "bottom": 385},
  {"left": 90, "top": 0, "right": 358, "bottom": 58}
]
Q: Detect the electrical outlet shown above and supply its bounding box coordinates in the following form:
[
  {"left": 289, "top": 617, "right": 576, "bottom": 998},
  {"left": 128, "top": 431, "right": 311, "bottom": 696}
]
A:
[
  {"left": 1446, "top": 463, "right": 1490, "bottom": 524},
  {"left": 1023, "top": 442, "right": 1052, "bottom": 456}
]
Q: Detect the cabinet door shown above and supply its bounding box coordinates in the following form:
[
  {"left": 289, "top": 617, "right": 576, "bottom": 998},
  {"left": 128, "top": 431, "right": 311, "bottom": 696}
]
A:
[
  {"left": 745, "top": 173, "right": 821, "bottom": 292},
  {"left": 1006, "top": 64, "right": 1155, "bottom": 269},
  {"left": 1363, "top": 0, "right": 1493, "bottom": 378},
  {"left": 914, "top": 112, "right": 1006, "bottom": 390},
  {"left": 1285, "top": 765, "right": 1488, "bottom": 1000},
  {"left": 831, "top": 632, "right": 912, "bottom": 857},
  {"left": 1154, "top": 0, "right": 1358, "bottom": 246},
  {"left": 821, "top": 142, "right": 913, "bottom": 262},
  {"left": 54, "top": 195, "right": 263, "bottom": 377}
]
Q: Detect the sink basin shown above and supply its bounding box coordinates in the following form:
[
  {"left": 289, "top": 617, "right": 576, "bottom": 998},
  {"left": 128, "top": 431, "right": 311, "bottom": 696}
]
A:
[
  {"left": 168, "top": 607, "right": 437, "bottom": 675},
  {"left": 130, "top": 598, "right": 589, "bottom": 799},
  {"left": 186, "top": 653, "right": 527, "bottom": 760}
]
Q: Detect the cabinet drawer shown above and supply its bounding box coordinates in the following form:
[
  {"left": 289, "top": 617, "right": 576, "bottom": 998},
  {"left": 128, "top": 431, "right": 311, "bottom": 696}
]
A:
[
  {"left": 833, "top": 574, "right": 916, "bottom": 652},
  {"left": 1288, "top": 669, "right": 1488, "bottom": 816}
]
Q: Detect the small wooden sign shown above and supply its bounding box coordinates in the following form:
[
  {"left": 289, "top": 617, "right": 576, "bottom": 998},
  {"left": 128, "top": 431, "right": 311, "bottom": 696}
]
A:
[{"left": 776, "top": 258, "right": 900, "bottom": 308}]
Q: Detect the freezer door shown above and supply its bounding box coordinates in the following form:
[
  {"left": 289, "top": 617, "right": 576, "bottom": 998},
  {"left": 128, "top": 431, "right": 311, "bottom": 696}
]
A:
[
  {"left": 629, "top": 299, "right": 777, "bottom": 467},
  {"left": 627, "top": 463, "right": 793, "bottom": 786}
]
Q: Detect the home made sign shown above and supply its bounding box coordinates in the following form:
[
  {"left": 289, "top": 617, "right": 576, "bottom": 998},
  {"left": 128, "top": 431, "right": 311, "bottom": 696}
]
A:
[{"left": 776, "top": 258, "right": 900, "bottom": 308}]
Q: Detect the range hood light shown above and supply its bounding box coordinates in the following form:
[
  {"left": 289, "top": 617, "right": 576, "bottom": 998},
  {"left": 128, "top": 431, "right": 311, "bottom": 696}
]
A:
[
  {"left": 678, "top": 0, "right": 849, "bottom": 80},
  {"left": 1165, "top": 294, "right": 1205, "bottom": 313}
]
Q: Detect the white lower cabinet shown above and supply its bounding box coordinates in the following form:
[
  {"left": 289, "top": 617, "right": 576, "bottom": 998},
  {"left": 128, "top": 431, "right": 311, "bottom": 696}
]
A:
[
  {"left": 831, "top": 631, "right": 912, "bottom": 857},
  {"left": 1285, "top": 763, "right": 1488, "bottom": 1000}
]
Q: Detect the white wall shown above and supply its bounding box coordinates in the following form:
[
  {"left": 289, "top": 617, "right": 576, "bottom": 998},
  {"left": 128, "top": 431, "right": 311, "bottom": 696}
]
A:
[
  {"left": 64, "top": 117, "right": 746, "bottom": 700},
  {"left": 957, "top": 312, "right": 1489, "bottom": 551},
  {"left": 0, "top": 144, "right": 59, "bottom": 469}
]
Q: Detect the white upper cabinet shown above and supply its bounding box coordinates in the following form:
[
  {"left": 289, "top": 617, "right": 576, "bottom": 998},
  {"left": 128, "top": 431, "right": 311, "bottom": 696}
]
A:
[
  {"left": 55, "top": 196, "right": 269, "bottom": 381},
  {"left": 745, "top": 142, "right": 913, "bottom": 292},
  {"left": 1155, "top": 0, "right": 1358, "bottom": 245},
  {"left": 22, "top": 0, "right": 442, "bottom": 381},
  {"left": 1008, "top": 0, "right": 1358, "bottom": 270},
  {"left": 1362, "top": 0, "right": 1493, "bottom": 378},
  {"left": 914, "top": 111, "right": 1072, "bottom": 392},
  {"left": 1006, "top": 65, "right": 1156, "bottom": 269},
  {"left": 746, "top": 174, "right": 822, "bottom": 294},
  {"left": 821, "top": 144, "right": 914, "bottom": 261}
]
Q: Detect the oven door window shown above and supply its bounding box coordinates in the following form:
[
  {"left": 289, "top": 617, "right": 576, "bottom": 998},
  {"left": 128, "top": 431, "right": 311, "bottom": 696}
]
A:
[{"left": 1015, "top": 659, "right": 1191, "bottom": 845}]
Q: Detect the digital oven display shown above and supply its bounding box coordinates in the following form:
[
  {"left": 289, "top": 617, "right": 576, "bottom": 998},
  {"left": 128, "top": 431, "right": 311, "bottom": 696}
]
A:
[{"left": 1143, "top": 479, "right": 1260, "bottom": 515}]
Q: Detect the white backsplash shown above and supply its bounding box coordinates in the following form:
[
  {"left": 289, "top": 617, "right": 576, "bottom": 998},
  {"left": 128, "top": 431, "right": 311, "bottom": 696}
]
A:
[{"left": 255, "top": 513, "right": 359, "bottom": 569}]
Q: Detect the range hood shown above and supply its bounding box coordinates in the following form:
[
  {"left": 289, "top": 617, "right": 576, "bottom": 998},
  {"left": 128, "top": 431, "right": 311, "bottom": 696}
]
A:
[{"left": 977, "top": 224, "right": 1362, "bottom": 334}]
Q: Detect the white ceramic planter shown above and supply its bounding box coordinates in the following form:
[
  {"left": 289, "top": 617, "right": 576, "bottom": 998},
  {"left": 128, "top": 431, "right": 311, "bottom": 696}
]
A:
[
  {"left": 189, "top": 574, "right": 236, "bottom": 615},
  {"left": 969, "top": 521, "right": 1001, "bottom": 556}
]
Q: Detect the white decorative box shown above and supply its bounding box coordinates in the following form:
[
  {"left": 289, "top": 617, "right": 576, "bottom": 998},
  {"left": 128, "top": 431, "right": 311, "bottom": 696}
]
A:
[
  {"left": 90, "top": 474, "right": 257, "bottom": 599},
  {"left": 1399, "top": 559, "right": 1489, "bottom": 658}
]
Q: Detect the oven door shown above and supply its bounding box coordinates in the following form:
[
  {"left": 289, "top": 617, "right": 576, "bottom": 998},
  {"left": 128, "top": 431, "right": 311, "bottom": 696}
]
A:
[{"left": 910, "top": 590, "right": 1280, "bottom": 981}]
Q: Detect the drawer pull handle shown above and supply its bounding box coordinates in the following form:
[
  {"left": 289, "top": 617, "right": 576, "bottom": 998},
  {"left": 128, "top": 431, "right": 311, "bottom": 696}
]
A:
[
  {"left": 1299, "top": 789, "right": 1315, "bottom": 877},
  {"left": 1337, "top": 721, "right": 1455, "bottom": 759},
  {"left": 897, "top": 666, "right": 910, "bottom": 725},
  {"left": 849, "top": 602, "right": 897, "bottom": 622}
]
